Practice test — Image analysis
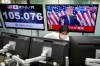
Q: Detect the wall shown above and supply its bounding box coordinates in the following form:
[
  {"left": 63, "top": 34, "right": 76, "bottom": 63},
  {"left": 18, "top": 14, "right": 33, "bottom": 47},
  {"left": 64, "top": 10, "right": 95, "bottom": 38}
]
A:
[
  {"left": 0, "top": 0, "right": 100, "bottom": 37},
  {"left": 90, "top": 0, "right": 100, "bottom": 36},
  {"left": 14, "top": 0, "right": 27, "bottom": 4},
  {"left": 0, "top": 0, "right": 15, "bottom": 33}
]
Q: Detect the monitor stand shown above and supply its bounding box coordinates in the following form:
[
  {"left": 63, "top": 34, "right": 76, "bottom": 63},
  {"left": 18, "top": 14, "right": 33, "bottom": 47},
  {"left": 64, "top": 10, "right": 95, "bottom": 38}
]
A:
[
  {"left": 82, "top": 33, "right": 84, "bottom": 36},
  {"left": 31, "top": 30, "right": 39, "bottom": 37},
  {"left": 15, "top": 29, "right": 18, "bottom": 34},
  {"left": 82, "top": 33, "right": 89, "bottom": 36},
  {"left": 37, "top": 30, "right": 39, "bottom": 37},
  {"left": 85, "top": 49, "right": 100, "bottom": 66},
  {"left": 96, "top": 49, "right": 100, "bottom": 59}
]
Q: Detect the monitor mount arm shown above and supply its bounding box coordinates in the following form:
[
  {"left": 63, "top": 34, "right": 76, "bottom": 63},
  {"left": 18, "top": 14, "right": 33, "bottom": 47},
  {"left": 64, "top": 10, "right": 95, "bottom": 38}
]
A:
[
  {"left": 85, "top": 58, "right": 100, "bottom": 66},
  {"left": 0, "top": 41, "right": 16, "bottom": 54},
  {"left": 11, "top": 47, "right": 58, "bottom": 66},
  {"left": 0, "top": 41, "right": 16, "bottom": 66},
  {"left": 24, "top": 46, "right": 52, "bottom": 64},
  {"left": 85, "top": 51, "right": 100, "bottom": 66},
  {"left": 0, "top": 62, "right": 5, "bottom": 66}
]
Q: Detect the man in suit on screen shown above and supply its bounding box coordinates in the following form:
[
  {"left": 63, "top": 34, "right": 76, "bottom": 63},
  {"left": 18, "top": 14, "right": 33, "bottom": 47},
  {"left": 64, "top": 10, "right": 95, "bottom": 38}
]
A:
[{"left": 59, "top": 6, "right": 81, "bottom": 26}]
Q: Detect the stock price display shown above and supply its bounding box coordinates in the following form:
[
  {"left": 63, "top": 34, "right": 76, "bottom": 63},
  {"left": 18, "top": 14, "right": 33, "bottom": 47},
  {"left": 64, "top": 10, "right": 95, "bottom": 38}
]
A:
[
  {"left": 2, "top": 5, "right": 43, "bottom": 22},
  {"left": 0, "top": 4, "right": 44, "bottom": 29},
  {"left": 3, "top": 11, "right": 43, "bottom": 20}
]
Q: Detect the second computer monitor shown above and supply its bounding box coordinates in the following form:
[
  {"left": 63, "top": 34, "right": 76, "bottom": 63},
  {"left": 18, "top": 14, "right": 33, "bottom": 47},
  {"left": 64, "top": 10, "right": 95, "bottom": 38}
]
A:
[
  {"left": 69, "top": 36, "right": 100, "bottom": 66},
  {"left": 29, "top": 37, "right": 69, "bottom": 66}
]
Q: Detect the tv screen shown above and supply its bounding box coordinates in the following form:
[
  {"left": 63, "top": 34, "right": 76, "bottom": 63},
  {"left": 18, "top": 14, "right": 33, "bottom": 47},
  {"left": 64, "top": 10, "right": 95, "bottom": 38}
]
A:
[
  {"left": 0, "top": 19, "right": 3, "bottom": 28},
  {"left": 46, "top": 4, "right": 99, "bottom": 33},
  {"left": 0, "top": 4, "right": 44, "bottom": 30}
]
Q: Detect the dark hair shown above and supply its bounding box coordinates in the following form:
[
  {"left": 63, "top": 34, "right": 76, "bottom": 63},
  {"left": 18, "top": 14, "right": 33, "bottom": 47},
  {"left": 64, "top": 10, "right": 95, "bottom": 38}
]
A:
[{"left": 59, "top": 25, "right": 69, "bottom": 33}]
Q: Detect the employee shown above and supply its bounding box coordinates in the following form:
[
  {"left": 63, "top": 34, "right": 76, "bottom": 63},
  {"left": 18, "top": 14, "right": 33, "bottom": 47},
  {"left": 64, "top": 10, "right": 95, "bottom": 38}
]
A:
[{"left": 44, "top": 25, "right": 69, "bottom": 41}]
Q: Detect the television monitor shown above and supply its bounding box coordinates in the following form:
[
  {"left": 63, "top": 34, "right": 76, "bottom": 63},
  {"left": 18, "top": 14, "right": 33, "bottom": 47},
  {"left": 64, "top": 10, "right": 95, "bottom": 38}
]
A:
[
  {"left": 46, "top": 4, "right": 99, "bottom": 33},
  {"left": 0, "top": 19, "right": 3, "bottom": 28},
  {"left": 29, "top": 37, "right": 69, "bottom": 66},
  {"left": 0, "top": 4, "right": 44, "bottom": 30},
  {"left": 69, "top": 36, "right": 100, "bottom": 66}
]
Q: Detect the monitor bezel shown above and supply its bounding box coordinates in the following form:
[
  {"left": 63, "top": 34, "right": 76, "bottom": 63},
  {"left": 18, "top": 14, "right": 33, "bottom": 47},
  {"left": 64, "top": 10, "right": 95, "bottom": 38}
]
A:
[
  {"left": 45, "top": 4, "right": 99, "bottom": 33},
  {"left": 0, "top": 4, "right": 45, "bottom": 30}
]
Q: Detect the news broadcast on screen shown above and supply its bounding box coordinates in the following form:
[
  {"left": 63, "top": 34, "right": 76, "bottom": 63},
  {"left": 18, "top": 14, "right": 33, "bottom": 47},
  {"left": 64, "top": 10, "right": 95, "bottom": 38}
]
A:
[
  {"left": 0, "top": 4, "right": 44, "bottom": 30},
  {"left": 46, "top": 4, "right": 99, "bottom": 33}
]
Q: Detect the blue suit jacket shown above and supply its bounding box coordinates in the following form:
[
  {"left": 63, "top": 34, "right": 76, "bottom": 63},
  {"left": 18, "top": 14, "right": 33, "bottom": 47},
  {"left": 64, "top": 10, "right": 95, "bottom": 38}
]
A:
[{"left": 59, "top": 15, "right": 81, "bottom": 26}]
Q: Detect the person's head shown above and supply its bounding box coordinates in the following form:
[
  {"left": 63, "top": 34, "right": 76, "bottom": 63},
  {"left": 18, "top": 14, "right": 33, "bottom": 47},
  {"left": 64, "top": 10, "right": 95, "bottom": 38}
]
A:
[
  {"left": 65, "top": 6, "right": 73, "bottom": 16},
  {"left": 58, "top": 25, "right": 69, "bottom": 40}
]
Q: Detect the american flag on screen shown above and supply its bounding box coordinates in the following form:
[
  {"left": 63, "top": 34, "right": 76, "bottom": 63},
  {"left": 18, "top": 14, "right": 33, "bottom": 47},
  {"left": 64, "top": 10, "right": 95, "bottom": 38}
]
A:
[
  {"left": 7, "top": 5, "right": 13, "bottom": 9},
  {"left": 7, "top": 5, "right": 18, "bottom": 9},
  {"left": 46, "top": 5, "right": 98, "bottom": 26}
]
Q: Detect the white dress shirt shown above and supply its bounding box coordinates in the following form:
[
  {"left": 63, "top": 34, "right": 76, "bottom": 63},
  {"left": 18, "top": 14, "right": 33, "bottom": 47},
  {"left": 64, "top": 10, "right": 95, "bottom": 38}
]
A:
[{"left": 44, "top": 32, "right": 69, "bottom": 41}]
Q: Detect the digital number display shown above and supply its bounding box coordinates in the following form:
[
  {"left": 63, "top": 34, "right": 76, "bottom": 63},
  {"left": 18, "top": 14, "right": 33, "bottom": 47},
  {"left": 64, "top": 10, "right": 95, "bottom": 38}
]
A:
[
  {"left": 3, "top": 12, "right": 43, "bottom": 20},
  {"left": 0, "top": 4, "right": 44, "bottom": 29}
]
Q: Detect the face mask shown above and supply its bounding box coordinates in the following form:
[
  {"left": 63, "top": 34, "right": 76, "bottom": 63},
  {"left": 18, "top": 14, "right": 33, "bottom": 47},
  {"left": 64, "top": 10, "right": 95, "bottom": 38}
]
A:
[{"left": 60, "top": 34, "right": 66, "bottom": 40}]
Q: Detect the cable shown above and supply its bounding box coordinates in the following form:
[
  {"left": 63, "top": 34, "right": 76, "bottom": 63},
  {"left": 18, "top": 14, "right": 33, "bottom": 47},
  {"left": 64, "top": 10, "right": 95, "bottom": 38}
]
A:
[
  {"left": 31, "top": 30, "right": 32, "bottom": 36},
  {"left": 58, "top": 0, "right": 59, "bottom": 4},
  {"left": 8, "top": 29, "right": 9, "bottom": 33},
  {"left": 2, "top": 55, "right": 6, "bottom": 62}
]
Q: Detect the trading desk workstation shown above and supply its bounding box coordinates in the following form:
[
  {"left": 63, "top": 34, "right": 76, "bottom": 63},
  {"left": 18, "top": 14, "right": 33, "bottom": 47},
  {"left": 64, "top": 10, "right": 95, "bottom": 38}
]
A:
[
  {"left": 0, "top": 32, "right": 100, "bottom": 66},
  {"left": 0, "top": 3, "right": 99, "bottom": 66},
  {"left": 0, "top": 32, "right": 69, "bottom": 66}
]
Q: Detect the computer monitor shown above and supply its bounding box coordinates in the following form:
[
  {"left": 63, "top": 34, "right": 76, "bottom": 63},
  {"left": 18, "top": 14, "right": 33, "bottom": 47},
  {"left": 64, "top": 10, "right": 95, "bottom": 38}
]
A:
[
  {"left": 1, "top": 32, "right": 18, "bottom": 46},
  {"left": 29, "top": 37, "right": 69, "bottom": 66},
  {"left": 0, "top": 36, "right": 4, "bottom": 49},
  {"left": 1, "top": 32, "right": 31, "bottom": 59},
  {"left": 0, "top": 32, "right": 17, "bottom": 49},
  {"left": 69, "top": 36, "right": 100, "bottom": 66},
  {"left": 1, "top": 32, "right": 17, "bottom": 37},
  {"left": 14, "top": 35, "right": 30, "bottom": 59}
]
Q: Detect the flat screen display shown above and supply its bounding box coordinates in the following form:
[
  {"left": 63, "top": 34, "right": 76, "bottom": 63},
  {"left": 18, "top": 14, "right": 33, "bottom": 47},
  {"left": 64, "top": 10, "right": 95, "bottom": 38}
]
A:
[
  {"left": 0, "top": 4, "right": 44, "bottom": 30},
  {"left": 46, "top": 4, "right": 99, "bottom": 33}
]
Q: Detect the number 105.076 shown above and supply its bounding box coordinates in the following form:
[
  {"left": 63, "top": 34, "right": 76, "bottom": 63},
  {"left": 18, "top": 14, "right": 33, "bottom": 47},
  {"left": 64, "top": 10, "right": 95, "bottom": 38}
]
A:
[{"left": 3, "top": 12, "right": 43, "bottom": 20}]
